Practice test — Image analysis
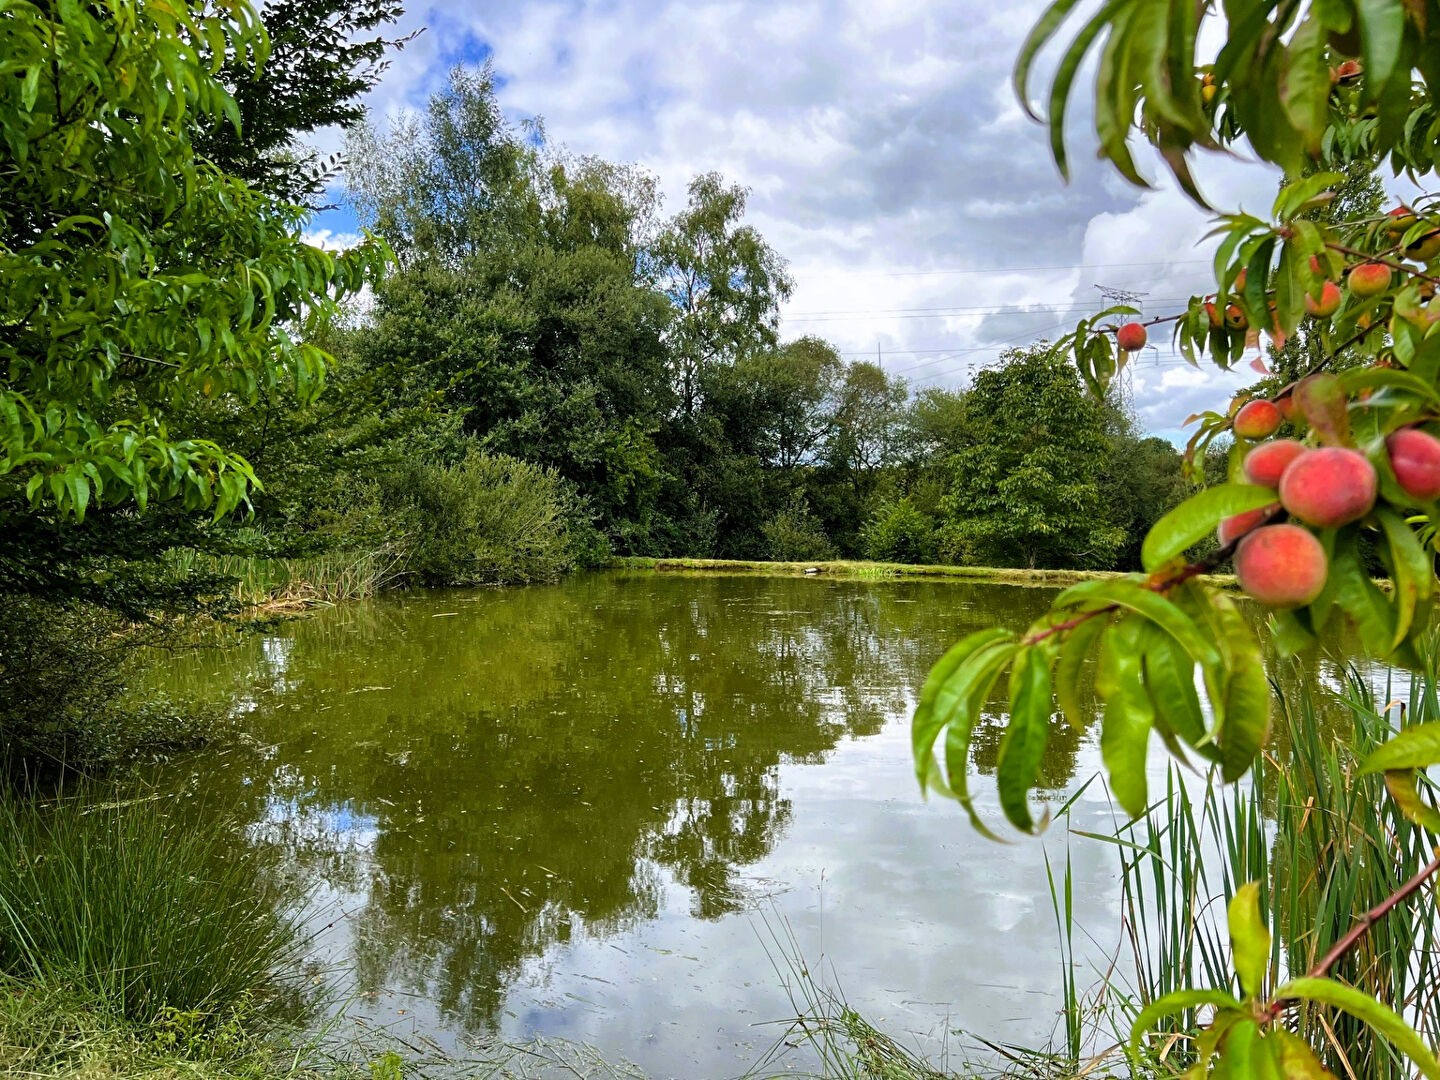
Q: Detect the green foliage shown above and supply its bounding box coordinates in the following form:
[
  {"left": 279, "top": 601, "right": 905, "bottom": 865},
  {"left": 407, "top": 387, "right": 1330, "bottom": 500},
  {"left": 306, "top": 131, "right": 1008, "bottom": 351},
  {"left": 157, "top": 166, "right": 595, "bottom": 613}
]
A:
[
  {"left": 940, "top": 347, "right": 1126, "bottom": 570},
  {"left": 191, "top": 0, "right": 409, "bottom": 203},
  {"left": 382, "top": 452, "right": 580, "bottom": 586},
  {"left": 917, "top": 6, "right": 1440, "bottom": 1076},
  {"left": 761, "top": 496, "right": 837, "bottom": 563},
  {"left": 0, "top": 598, "right": 227, "bottom": 774},
  {"left": 861, "top": 497, "right": 937, "bottom": 565},
  {"left": 0, "top": 791, "right": 305, "bottom": 1026},
  {"left": 1017, "top": 0, "right": 1440, "bottom": 194},
  {"left": 0, "top": 0, "right": 386, "bottom": 522}
]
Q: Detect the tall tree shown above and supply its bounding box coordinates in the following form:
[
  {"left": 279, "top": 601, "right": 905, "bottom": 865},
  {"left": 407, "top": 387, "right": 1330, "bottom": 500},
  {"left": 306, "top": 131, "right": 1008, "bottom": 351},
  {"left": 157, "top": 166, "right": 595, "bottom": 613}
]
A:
[
  {"left": 940, "top": 347, "right": 1124, "bottom": 569},
  {"left": 651, "top": 174, "right": 794, "bottom": 416}
]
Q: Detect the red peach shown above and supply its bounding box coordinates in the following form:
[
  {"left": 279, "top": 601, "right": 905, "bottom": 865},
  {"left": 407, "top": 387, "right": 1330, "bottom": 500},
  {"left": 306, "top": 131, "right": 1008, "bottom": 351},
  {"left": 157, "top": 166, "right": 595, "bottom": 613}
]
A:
[
  {"left": 1387, "top": 428, "right": 1440, "bottom": 501},
  {"left": 1116, "top": 322, "right": 1147, "bottom": 351},
  {"left": 1387, "top": 206, "right": 1418, "bottom": 237},
  {"left": 1242, "top": 439, "right": 1307, "bottom": 488},
  {"left": 1349, "top": 262, "right": 1392, "bottom": 298},
  {"left": 1234, "top": 400, "right": 1283, "bottom": 440},
  {"left": 1305, "top": 280, "right": 1342, "bottom": 317},
  {"left": 1205, "top": 301, "right": 1224, "bottom": 328},
  {"left": 1279, "top": 447, "right": 1377, "bottom": 527},
  {"left": 1234, "top": 524, "right": 1329, "bottom": 608},
  {"left": 1225, "top": 304, "right": 1248, "bottom": 331},
  {"left": 1218, "top": 504, "right": 1280, "bottom": 546}
]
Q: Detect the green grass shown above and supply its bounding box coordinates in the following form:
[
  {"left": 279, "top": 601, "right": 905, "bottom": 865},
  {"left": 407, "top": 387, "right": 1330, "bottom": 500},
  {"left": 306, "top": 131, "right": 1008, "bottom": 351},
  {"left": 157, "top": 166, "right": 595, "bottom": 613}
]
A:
[
  {"left": 609, "top": 556, "right": 1223, "bottom": 589},
  {"left": 0, "top": 788, "right": 307, "bottom": 1027},
  {"left": 1044, "top": 657, "right": 1440, "bottom": 1079}
]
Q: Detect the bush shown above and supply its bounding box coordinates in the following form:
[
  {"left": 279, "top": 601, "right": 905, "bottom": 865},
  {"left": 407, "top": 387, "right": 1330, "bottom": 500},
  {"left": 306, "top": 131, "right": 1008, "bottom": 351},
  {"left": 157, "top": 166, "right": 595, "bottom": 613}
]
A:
[
  {"left": 861, "top": 497, "right": 937, "bottom": 565},
  {"left": 761, "top": 496, "right": 837, "bottom": 562},
  {"left": 383, "top": 451, "right": 580, "bottom": 586},
  {"left": 0, "top": 791, "right": 306, "bottom": 1026}
]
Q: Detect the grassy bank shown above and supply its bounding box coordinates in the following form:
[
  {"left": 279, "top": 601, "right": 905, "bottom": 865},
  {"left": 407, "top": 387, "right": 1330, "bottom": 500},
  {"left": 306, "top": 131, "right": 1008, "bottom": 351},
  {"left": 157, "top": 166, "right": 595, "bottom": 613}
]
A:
[{"left": 611, "top": 556, "right": 1236, "bottom": 589}]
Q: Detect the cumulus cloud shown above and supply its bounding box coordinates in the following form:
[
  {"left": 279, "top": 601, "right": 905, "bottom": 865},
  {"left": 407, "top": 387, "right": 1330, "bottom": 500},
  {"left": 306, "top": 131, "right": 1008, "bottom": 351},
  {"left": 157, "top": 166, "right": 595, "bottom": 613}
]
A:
[{"left": 304, "top": 0, "right": 1381, "bottom": 432}]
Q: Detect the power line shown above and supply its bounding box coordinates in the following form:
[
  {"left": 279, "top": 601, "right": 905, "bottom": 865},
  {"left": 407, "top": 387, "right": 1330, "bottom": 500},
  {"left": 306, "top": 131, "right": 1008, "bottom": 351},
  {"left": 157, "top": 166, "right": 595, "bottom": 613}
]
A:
[
  {"left": 797, "top": 258, "right": 1216, "bottom": 279},
  {"left": 781, "top": 286, "right": 1211, "bottom": 322}
]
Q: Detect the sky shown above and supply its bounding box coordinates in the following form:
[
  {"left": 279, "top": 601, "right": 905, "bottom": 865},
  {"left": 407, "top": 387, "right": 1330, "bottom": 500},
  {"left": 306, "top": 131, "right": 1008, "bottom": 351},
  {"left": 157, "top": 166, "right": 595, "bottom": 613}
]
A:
[{"left": 302, "top": 0, "right": 1393, "bottom": 441}]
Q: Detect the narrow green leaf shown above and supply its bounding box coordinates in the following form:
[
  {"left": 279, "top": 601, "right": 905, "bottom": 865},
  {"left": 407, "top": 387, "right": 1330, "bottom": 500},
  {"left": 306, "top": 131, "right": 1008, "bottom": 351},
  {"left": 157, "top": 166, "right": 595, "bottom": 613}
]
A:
[
  {"left": 1276, "top": 977, "right": 1440, "bottom": 1079},
  {"left": 1055, "top": 612, "right": 1108, "bottom": 730},
  {"left": 1358, "top": 722, "right": 1440, "bottom": 773},
  {"left": 1356, "top": 0, "right": 1406, "bottom": 98},
  {"left": 913, "top": 628, "right": 1013, "bottom": 790},
  {"left": 1383, "top": 770, "right": 1440, "bottom": 833},
  {"left": 1142, "top": 627, "right": 1214, "bottom": 759},
  {"left": 1013, "top": 0, "right": 1087, "bottom": 120},
  {"left": 1212, "top": 594, "right": 1271, "bottom": 782},
  {"left": 1377, "top": 507, "right": 1432, "bottom": 649},
  {"left": 1129, "top": 989, "right": 1242, "bottom": 1057},
  {"left": 1095, "top": 617, "right": 1154, "bottom": 818}
]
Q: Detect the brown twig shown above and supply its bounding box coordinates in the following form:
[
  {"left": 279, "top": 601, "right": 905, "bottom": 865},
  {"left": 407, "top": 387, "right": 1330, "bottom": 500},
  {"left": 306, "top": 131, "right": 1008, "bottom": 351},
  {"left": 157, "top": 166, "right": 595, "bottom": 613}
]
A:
[
  {"left": 1019, "top": 518, "right": 1274, "bottom": 648},
  {"left": 1324, "top": 239, "right": 1440, "bottom": 288}
]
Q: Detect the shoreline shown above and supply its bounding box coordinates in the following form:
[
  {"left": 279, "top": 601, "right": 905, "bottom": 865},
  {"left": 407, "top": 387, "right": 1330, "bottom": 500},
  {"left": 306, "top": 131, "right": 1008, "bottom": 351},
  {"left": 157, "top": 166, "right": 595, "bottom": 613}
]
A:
[{"left": 608, "top": 556, "right": 1237, "bottom": 589}]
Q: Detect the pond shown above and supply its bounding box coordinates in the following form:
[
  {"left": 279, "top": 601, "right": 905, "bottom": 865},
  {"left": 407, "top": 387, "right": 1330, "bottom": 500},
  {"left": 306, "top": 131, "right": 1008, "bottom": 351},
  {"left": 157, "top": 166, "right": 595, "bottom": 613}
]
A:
[{"left": 147, "top": 571, "right": 1376, "bottom": 1078}]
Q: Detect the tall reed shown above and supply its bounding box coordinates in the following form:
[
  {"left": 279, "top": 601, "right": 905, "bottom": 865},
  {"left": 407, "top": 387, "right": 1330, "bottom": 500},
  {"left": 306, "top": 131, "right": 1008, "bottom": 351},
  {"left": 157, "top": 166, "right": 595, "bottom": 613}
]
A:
[
  {"left": 0, "top": 788, "right": 307, "bottom": 1026},
  {"left": 1055, "top": 657, "right": 1440, "bottom": 1077}
]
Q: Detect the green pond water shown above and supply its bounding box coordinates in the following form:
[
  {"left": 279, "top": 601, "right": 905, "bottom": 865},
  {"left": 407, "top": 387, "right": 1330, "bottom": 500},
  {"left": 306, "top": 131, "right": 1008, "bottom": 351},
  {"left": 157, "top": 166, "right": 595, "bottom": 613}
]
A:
[{"left": 147, "top": 571, "right": 1379, "bottom": 1078}]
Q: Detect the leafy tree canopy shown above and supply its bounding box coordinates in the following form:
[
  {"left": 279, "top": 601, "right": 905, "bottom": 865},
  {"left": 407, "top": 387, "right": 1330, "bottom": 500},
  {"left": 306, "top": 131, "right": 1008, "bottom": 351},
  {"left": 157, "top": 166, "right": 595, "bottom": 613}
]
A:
[{"left": 0, "top": 0, "right": 387, "bottom": 523}]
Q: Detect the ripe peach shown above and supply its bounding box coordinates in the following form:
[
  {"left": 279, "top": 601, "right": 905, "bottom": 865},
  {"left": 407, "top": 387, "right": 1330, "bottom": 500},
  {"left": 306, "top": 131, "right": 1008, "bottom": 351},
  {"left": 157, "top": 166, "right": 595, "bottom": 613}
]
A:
[
  {"left": 1387, "top": 428, "right": 1440, "bottom": 501},
  {"left": 1279, "top": 447, "right": 1377, "bottom": 527},
  {"left": 1242, "top": 439, "right": 1307, "bottom": 488},
  {"left": 1232, "top": 268, "right": 1248, "bottom": 292},
  {"left": 1205, "top": 300, "right": 1224, "bottom": 328},
  {"left": 1234, "top": 400, "right": 1283, "bottom": 440},
  {"left": 1116, "top": 322, "right": 1147, "bottom": 351},
  {"left": 1225, "top": 304, "right": 1248, "bottom": 331},
  {"left": 1218, "top": 504, "right": 1279, "bottom": 546},
  {"left": 1348, "top": 262, "right": 1392, "bottom": 298},
  {"left": 1386, "top": 205, "right": 1418, "bottom": 237},
  {"left": 1305, "top": 280, "right": 1342, "bottom": 317},
  {"left": 1234, "top": 524, "right": 1328, "bottom": 608},
  {"left": 1276, "top": 395, "right": 1301, "bottom": 424}
]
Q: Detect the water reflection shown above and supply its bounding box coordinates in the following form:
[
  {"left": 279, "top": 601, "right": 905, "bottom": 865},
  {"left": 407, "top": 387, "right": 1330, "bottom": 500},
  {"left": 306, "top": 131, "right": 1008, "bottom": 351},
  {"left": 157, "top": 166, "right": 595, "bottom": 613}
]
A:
[{"left": 148, "top": 572, "right": 1389, "bottom": 1074}]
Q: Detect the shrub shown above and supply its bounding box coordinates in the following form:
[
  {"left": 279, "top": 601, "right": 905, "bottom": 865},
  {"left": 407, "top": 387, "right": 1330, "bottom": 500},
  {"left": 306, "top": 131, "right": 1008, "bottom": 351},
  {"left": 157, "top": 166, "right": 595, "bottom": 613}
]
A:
[
  {"left": 861, "top": 497, "right": 937, "bottom": 565},
  {"left": 0, "top": 791, "right": 306, "bottom": 1026},
  {"left": 383, "top": 451, "right": 580, "bottom": 585},
  {"left": 761, "top": 497, "right": 836, "bottom": 562}
]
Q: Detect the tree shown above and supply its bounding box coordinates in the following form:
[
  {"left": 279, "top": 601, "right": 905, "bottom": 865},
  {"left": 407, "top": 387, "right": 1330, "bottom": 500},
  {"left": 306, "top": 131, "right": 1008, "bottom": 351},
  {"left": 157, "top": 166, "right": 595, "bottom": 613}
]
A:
[
  {"left": 0, "top": 0, "right": 384, "bottom": 527},
  {"left": 940, "top": 347, "right": 1124, "bottom": 569},
  {"left": 345, "top": 69, "right": 679, "bottom": 552},
  {"left": 651, "top": 174, "right": 794, "bottom": 417},
  {"left": 918, "top": 3, "right": 1440, "bottom": 1076},
  {"left": 192, "top": 0, "right": 410, "bottom": 204},
  {"left": 740, "top": 337, "right": 844, "bottom": 471}
]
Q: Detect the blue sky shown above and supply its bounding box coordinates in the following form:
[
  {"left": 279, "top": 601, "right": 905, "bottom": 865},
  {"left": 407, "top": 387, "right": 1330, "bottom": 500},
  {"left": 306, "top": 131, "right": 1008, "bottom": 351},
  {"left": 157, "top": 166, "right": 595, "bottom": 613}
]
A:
[{"left": 301, "top": 0, "right": 1403, "bottom": 439}]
